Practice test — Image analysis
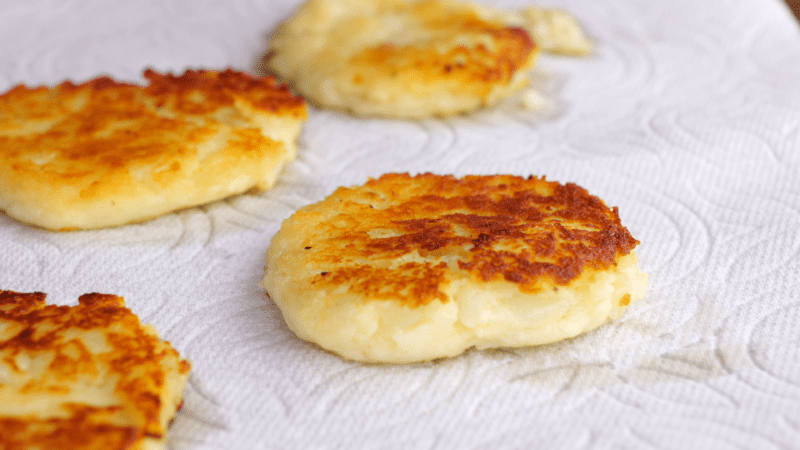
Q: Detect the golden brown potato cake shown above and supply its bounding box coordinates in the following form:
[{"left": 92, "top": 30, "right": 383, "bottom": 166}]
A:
[
  {"left": 262, "top": 173, "right": 648, "bottom": 363},
  {"left": 0, "top": 69, "right": 307, "bottom": 230},
  {"left": 266, "top": 0, "right": 593, "bottom": 118},
  {"left": 266, "top": 0, "right": 539, "bottom": 118},
  {"left": 0, "top": 290, "right": 190, "bottom": 450}
]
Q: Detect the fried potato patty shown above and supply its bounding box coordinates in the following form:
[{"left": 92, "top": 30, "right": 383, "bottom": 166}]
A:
[
  {"left": 0, "top": 69, "right": 307, "bottom": 230},
  {"left": 262, "top": 173, "right": 648, "bottom": 363},
  {"left": 0, "top": 290, "right": 190, "bottom": 450},
  {"left": 266, "top": 0, "right": 540, "bottom": 118}
]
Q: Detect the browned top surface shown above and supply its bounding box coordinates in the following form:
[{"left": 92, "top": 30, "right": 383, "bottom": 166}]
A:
[
  {"left": 292, "top": 173, "right": 639, "bottom": 307},
  {"left": 347, "top": 1, "right": 535, "bottom": 95},
  {"left": 3, "top": 68, "right": 305, "bottom": 117},
  {"left": 0, "top": 407, "right": 141, "bottom": 450},
  {"left": 0, "top": 290, "right": 190, "bottom": 450},
  {"left": 0, "top": 69, "right": 305, "bottom": 204},
  {"left": 140, "top": 68, "right": 306, "bottom": 114}
]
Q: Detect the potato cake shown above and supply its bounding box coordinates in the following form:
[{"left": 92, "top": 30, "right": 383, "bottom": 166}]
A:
[
  {"left": 0, "top": 69, "right": 307, "bottom": 230},
  {"left": 261, "top": 173, "right": 648, "bottom": 363},
  {"left": 266, "top": 0, "right": 592, "bottom": 118},
  {"left": 0, "top": 290, "right": 190, "bottom": 450},
  {"left": 266, "top": 0, "right": 539, "bottom": 118}
]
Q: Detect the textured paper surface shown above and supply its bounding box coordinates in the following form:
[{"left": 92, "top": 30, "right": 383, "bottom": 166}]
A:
[{"left": 2, "top": 0, "right": 800, "bottom": 448}]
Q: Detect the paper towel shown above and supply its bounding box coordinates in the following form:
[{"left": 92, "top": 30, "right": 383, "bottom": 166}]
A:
[{"left": 1, "top": 0, "right": 800, "bottom": 448}]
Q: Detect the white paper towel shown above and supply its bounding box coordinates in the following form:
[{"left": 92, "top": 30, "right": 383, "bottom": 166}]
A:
[{"left": 1, "top": 0, "right": 800, "bottom": 448}]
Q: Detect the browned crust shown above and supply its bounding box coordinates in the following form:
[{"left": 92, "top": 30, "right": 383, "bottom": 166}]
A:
[
  {"left": 6, "top": 68, "right": 306, "bottom": 116},
  {"left": 140, "top": 69, "right": 306, "bottom": 115},
  {"left": 348, "top": 23, "right": 535, "bottom": 97},
  {"left": 297, "top": 173, "right": 639, "bottom": 307},
  {"left": 315, "top": 261, "right": 451, "bottom": 306},
  {"left": 0, "top": 408, "right": 140, "bottom": 450},
  {"left": 0, "top": 71, "right": 305, "bottom": 174},
  {"left": 0, "top": 290, "right": 190, "bottom": 450}
]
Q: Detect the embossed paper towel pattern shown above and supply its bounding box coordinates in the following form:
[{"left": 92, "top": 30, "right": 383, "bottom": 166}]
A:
[{"left": 1, "top": 0, "right": 800, "bottom": 449}]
